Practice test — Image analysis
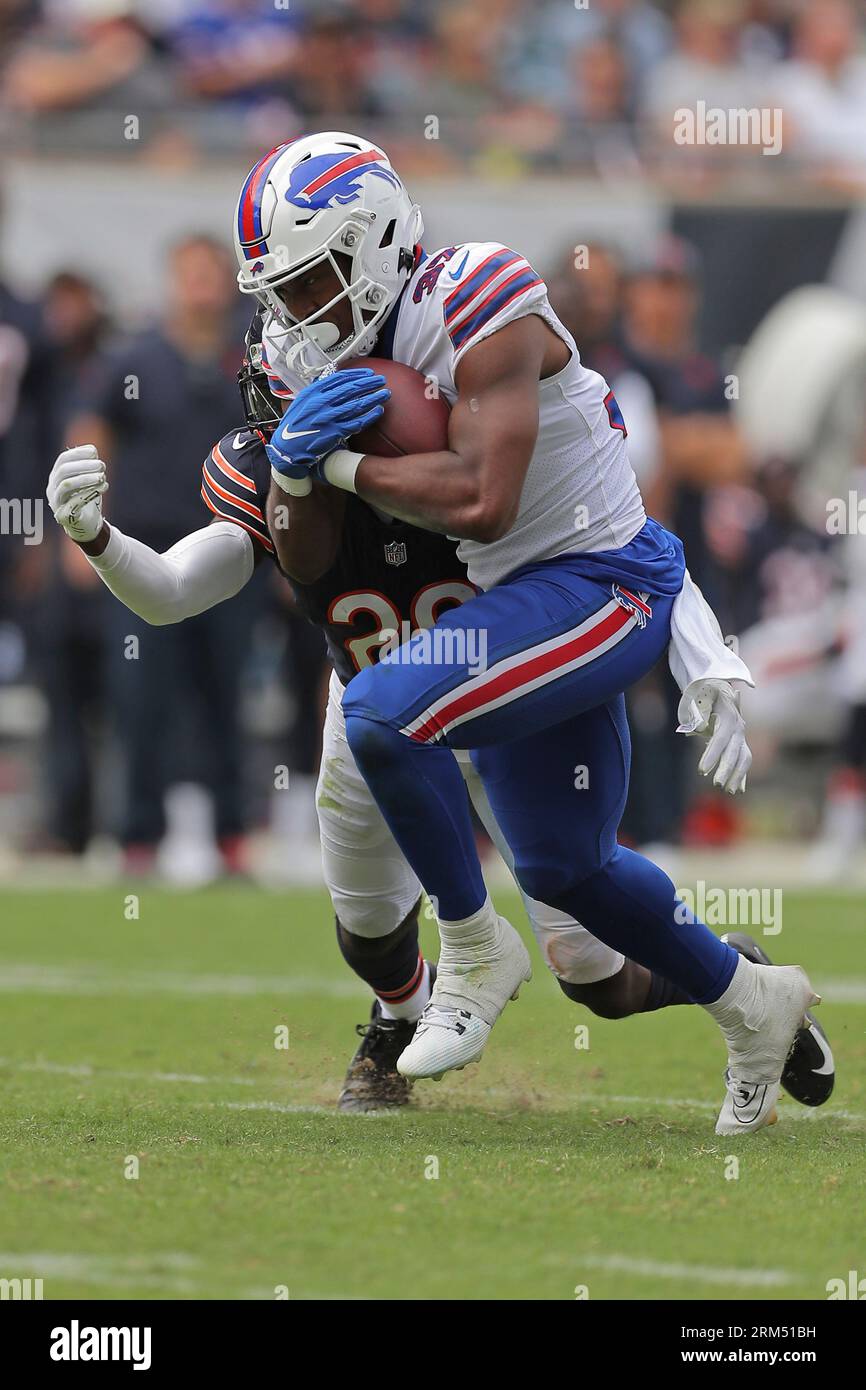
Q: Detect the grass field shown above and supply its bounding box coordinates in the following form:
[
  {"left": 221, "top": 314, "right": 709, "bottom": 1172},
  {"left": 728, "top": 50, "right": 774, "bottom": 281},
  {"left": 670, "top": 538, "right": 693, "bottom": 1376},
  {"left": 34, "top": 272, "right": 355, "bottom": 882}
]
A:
[{"left": 1, "top": 885, "right": 864, "bottom": 1301}]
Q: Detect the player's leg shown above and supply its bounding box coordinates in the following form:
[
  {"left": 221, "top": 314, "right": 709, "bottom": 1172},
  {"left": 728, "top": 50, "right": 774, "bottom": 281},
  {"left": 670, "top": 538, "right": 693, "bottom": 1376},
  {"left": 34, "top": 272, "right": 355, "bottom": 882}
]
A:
[
  {"left": 461, "top": 754, "right": 692, "bottom": 1017},
  {"left": 344, "top": 568, "right": 715, "bottom": 1074},
  {"left": 472, "top": 724, "right": 832, "bottom": 1105},
  {"left": 344, "top": 568, "right": 818, "bottom": 1128},
  {"left": 470, "top": 699, "right": 819, "bottom": 1133},
  {"left": 316, "top": 672, "right": 433, "bottom": 1111}
]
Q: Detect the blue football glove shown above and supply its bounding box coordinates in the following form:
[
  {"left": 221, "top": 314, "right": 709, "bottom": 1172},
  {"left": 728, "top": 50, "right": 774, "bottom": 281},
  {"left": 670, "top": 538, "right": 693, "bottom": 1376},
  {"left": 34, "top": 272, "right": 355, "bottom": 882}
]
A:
[{"left": 266, "top": 368, "right": 389, "bottom": 493}]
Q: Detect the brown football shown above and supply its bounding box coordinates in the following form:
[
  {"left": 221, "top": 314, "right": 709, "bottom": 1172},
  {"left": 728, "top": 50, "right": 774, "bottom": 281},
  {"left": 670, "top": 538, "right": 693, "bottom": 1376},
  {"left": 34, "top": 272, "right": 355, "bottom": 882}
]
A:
[{"left": 338, "top": 356, "right": 450, "bottom": 457}]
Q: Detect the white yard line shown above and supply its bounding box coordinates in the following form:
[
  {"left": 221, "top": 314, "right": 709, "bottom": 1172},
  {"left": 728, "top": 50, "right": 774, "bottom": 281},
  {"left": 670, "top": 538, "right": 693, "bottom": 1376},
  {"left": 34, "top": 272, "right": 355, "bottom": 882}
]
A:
[
  {"left": 198, "top": 1099, "right": 397, "bottom": 1117},
  {"left": 2, "top": 1056, "right": 861, "bottom": 1124},
  {"left": 579, "top": 1254, "right": 797, "bottom": 1288},
  {"left": 0, "top": 962, "right": 364, "bottom": 998},
  {"left": 0, "top": 1057, "right": 265, "bottom": 1087},
  {"left": 813, "top": 978, "right": 866, "bottom": 1004},
  {"left": 0, "top": 1251, "right": 199, "bottom": 1293},
  {"left": 0, "top": 1251, "right": 273, "bottom": 1297},
  {"left": 3, "top": 961, "right": 865, "bottom": 1007},
  {"left": 599, "top": 1093, "right": 863, "bottom": 1124}
]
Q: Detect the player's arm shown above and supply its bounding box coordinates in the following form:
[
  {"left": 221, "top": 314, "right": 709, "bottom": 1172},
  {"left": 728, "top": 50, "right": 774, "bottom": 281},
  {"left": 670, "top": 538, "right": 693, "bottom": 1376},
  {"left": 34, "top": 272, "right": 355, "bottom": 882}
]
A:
[
  {"left": 266, "top": 479, "right": 347, "bottom": 585},
  {"left": 47, "top": 445, "right": 256, "bottom": 624},
  {"left": 263, "top": 366, "right": 387, "bottom": 580},
  {"left": 327, "top": 316, "right": 551, "bottom": 542}
]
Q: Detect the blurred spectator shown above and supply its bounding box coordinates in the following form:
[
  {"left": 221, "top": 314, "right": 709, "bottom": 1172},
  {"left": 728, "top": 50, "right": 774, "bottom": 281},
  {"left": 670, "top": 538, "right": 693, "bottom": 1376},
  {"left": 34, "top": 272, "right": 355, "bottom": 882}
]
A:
[
  {"left": 548, "top": 241, "right": 661, "bottom": 492},
  {"left": 24, "top": 272, "right": 114, "bottom": 854},
  {"left": 774, "top": 0, "right": 866, "bottom": 187},
  {"left": 621, "top": 234, "right": 747, "bottom": 587},
  {"left": 619, "top": 235, "right": 748, "bottom": 847},
  {"left": 0, "top": 0, "right": 40, "bottom": 56},
  {"left": 67, "top": 235, "right": 254, "bottom": 876},
  {"left": 500, "top": 0, "right": 671, "bottom": 111},
  {"left": 169, "top": 0, "right": 301, "bottom": 109},
  {"left": 1, "top": 1, "right": 173, "bottom": 115},
  {"left": 721, "top": 453, "right": 844, "bottom": 752},
  {"left": 714, "top": 455, "right": 838, "bottom": 637},
  {"left": 42, "top": 271, "right": 111, "bottom": 444},
  {"left": 0, "top": 220, "right": 49, "bottom": 618},
  {"left": 1, "top": 0, "right": 863, "bottom": 181},
  {"left": 562, "top": 31, "right": 642, "bottom": 177},
  {"left": 290, "top": 10, "right": 385, "bottom": 120},
  {"left": 421, "top": 2, "right": 504, "bottom": 120},
  {"left": 809, "top": 446, "right": 866, "bottom": 876},
  {"left": 641, "top": 0, "right": 768, "bottom": 169}
]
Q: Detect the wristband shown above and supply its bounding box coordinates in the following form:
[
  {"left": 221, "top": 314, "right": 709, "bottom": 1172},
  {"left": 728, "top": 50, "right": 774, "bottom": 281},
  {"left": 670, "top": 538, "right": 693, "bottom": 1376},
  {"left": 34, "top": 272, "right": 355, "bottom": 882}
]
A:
[
  {"left": 270, "top": 466, "right": 312, "bottom": 497},
  {"left": 322, "top": 449, "right": 365, "bottom": 493}
]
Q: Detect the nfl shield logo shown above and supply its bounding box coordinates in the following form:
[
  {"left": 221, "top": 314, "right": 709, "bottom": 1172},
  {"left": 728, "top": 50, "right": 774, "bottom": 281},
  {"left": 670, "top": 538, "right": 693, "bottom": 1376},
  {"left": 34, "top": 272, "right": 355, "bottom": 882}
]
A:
[{"left": 384, "top": 540, "right": 407, "bottom": 567}]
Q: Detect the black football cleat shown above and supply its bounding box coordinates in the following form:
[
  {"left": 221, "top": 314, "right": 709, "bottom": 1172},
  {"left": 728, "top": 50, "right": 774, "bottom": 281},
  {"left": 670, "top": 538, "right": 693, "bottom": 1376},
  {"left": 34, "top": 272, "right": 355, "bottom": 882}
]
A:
[
  {"left": 721, "top": 932, "right": 834, "bottom": 1107},
  {"left": 338, "top": 965, "right": 436, "bottom": 1113}
]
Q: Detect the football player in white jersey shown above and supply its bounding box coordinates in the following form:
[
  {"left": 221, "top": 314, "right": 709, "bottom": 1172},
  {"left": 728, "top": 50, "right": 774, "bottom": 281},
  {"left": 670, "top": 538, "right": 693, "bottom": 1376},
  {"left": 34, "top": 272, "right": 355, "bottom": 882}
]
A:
[
  {"left": 46, "top": 133, "right": 830, "bottom": 1132},
  {"left": 228, "top": 132, "right": 822, "bottom": 1135}
]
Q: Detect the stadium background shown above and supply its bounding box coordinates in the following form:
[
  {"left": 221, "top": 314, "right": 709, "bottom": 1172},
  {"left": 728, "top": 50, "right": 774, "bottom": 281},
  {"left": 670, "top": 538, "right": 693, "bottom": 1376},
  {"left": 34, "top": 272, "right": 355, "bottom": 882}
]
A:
[
  {"left": 1, "top": 0, "right": 866, "bottom": 1308},
  {"left": 3, "top": 0, "right": 866, "bottom": 885}
]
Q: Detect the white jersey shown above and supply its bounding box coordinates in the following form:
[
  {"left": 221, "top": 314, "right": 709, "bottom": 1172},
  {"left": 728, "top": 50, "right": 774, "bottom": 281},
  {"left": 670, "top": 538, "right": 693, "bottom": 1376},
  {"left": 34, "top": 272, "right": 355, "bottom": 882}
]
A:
[{"left": 262, "top": 242, "right": 646, "bottom": 590}]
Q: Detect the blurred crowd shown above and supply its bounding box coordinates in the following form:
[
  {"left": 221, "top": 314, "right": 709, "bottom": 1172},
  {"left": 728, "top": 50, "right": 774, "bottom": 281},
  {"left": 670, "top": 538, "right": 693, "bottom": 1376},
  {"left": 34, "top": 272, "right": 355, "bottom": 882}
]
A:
[
  {"left": 1, "top": 0, "right": 866, "bottom": 185},
  {"left": 0, "top": 234, "right": 328, "bottom": 878},
  {"left": 3, "top": 200, "right": 866, "bottom": 879}
]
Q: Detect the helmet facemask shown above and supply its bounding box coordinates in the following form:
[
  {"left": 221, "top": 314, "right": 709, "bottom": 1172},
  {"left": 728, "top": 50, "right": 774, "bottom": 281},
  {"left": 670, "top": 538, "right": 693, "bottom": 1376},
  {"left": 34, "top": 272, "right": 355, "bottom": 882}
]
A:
[
  {"left": 237, "top": 340, "right": 282, "bottom": 437},
  {"left": 238, "top": 212, "right": 402, "bottom": 381}
]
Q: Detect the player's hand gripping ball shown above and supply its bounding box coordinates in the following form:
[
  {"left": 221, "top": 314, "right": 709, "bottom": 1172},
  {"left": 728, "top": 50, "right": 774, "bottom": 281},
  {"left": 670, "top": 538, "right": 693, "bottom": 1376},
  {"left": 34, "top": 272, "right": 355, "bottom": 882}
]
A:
[{"left": 266, "top": 367, "right": 390, "bottom": 495}]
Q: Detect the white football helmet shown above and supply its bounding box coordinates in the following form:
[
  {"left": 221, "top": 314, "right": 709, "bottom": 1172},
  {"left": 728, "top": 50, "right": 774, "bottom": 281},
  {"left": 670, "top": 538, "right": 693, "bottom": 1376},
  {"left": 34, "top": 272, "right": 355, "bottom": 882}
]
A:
[{"left": 233, "top": 131, "right": 423, "bottom": 381}]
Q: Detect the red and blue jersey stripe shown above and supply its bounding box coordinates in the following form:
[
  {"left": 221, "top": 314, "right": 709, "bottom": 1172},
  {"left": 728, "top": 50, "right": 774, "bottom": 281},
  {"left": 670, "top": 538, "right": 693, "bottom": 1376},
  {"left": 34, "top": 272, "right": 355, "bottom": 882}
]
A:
[{"left": 444, "top": 248, "right": 543, "bottom": 355}]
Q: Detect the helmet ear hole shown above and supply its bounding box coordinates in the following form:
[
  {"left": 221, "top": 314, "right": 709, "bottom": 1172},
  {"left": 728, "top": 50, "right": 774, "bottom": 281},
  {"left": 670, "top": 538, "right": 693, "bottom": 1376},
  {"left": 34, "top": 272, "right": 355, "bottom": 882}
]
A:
[{"left": 379, "top": 218, "right": 397, "bottom": 249}]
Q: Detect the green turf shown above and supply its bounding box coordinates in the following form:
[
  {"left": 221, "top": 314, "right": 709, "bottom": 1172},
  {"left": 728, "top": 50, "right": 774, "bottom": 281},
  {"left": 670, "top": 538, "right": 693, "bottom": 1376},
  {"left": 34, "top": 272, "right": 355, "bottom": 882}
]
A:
[{"left": 0, "top": 886, "right": 863, "bottom": 1300}]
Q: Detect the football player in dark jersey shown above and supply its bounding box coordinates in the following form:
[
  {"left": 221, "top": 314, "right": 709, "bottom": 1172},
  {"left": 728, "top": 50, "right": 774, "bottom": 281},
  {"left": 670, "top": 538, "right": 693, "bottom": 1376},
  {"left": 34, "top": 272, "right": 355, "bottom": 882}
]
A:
[{"left": 45, "top": 322, "right": 834, "bottom": 1114}]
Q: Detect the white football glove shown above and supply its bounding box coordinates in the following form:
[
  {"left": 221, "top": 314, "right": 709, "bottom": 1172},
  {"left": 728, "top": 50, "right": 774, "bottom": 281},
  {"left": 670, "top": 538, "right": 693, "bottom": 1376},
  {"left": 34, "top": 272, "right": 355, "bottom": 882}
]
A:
[
  {"left": 676, "top": 678, "right": 752, "bottom": 795},
  {"left": 47, "top": 444, "right": 108, "bottom": 543}
]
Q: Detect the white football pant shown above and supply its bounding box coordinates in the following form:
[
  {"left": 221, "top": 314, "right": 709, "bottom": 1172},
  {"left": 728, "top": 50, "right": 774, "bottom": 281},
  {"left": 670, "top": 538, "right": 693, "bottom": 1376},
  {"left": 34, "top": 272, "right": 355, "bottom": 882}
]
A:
[{"left": 316, "top": 671, "right": 624, "bottom": 985}]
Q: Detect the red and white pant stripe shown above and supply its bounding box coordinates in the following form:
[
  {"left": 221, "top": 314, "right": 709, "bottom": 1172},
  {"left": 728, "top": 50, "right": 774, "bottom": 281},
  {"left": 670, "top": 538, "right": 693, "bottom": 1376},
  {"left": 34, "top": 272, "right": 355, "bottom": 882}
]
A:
[{"left": 402, "top": 597, "right": 638, "bottom": 745}]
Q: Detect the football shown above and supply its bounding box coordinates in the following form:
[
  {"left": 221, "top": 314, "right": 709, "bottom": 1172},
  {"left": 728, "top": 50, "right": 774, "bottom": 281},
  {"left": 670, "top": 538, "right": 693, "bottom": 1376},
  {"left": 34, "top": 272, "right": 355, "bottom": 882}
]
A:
[{"left": 339, "top": 356, "right": 450, "bottom": 456}]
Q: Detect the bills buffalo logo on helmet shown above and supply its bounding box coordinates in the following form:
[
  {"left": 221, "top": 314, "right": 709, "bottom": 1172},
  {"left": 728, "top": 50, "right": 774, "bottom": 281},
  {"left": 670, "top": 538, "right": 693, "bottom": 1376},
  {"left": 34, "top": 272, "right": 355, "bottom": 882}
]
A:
[{"left": 285, "top": 150, "right": 401, "bottom": 211}]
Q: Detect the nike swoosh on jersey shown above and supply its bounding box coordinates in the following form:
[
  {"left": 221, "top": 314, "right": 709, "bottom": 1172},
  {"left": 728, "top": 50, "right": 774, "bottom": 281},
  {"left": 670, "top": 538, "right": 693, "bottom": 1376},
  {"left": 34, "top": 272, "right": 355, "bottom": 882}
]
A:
[
  {"left": 232, "top": 432, "right": 250, "bottom": 450},
  {"left": 447, "top": 250, "right": 471, "bottom": 281}
]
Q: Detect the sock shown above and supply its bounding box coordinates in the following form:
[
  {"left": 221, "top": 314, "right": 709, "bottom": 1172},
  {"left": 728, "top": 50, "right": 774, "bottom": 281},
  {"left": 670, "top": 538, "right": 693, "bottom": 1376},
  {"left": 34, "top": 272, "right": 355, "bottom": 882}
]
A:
[
  {"left": 344, "top": 713, "right": 487, "bottom": 921},
  {"left": 379, "top": 959, "right": 431, "bottom": 1021},
  {"left": 553, "top": 844, "right": 739, "bottom": 1004},
  {"left": 438, "top": 894, "right": 499, "bottom": 946},
  {"left": 335, "top": 901, "right": 430, "bottom": 1022},
  {"left": 702, "top": 954, "right": 759, "bottom": 1028}
]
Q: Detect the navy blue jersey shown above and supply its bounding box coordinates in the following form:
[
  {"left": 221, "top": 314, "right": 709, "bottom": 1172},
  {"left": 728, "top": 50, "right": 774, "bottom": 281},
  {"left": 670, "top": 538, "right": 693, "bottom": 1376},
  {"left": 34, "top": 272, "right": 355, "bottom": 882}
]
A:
[{"left": 201, "top": 429, "right": 477, "bottom": 685}]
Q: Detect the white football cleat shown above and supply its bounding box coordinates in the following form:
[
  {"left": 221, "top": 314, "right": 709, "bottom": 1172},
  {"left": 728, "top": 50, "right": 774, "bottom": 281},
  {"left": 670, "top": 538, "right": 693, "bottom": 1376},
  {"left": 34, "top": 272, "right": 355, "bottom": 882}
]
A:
[
  {"left": 397, "top": 914, "right": 531, "bottom": 1080},
  {"left": 714, "top": 960, "right": 820, "bottom": 1136},
  {"left": 396, "top": 1005, "right": 491, "bottom": 1080}
]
